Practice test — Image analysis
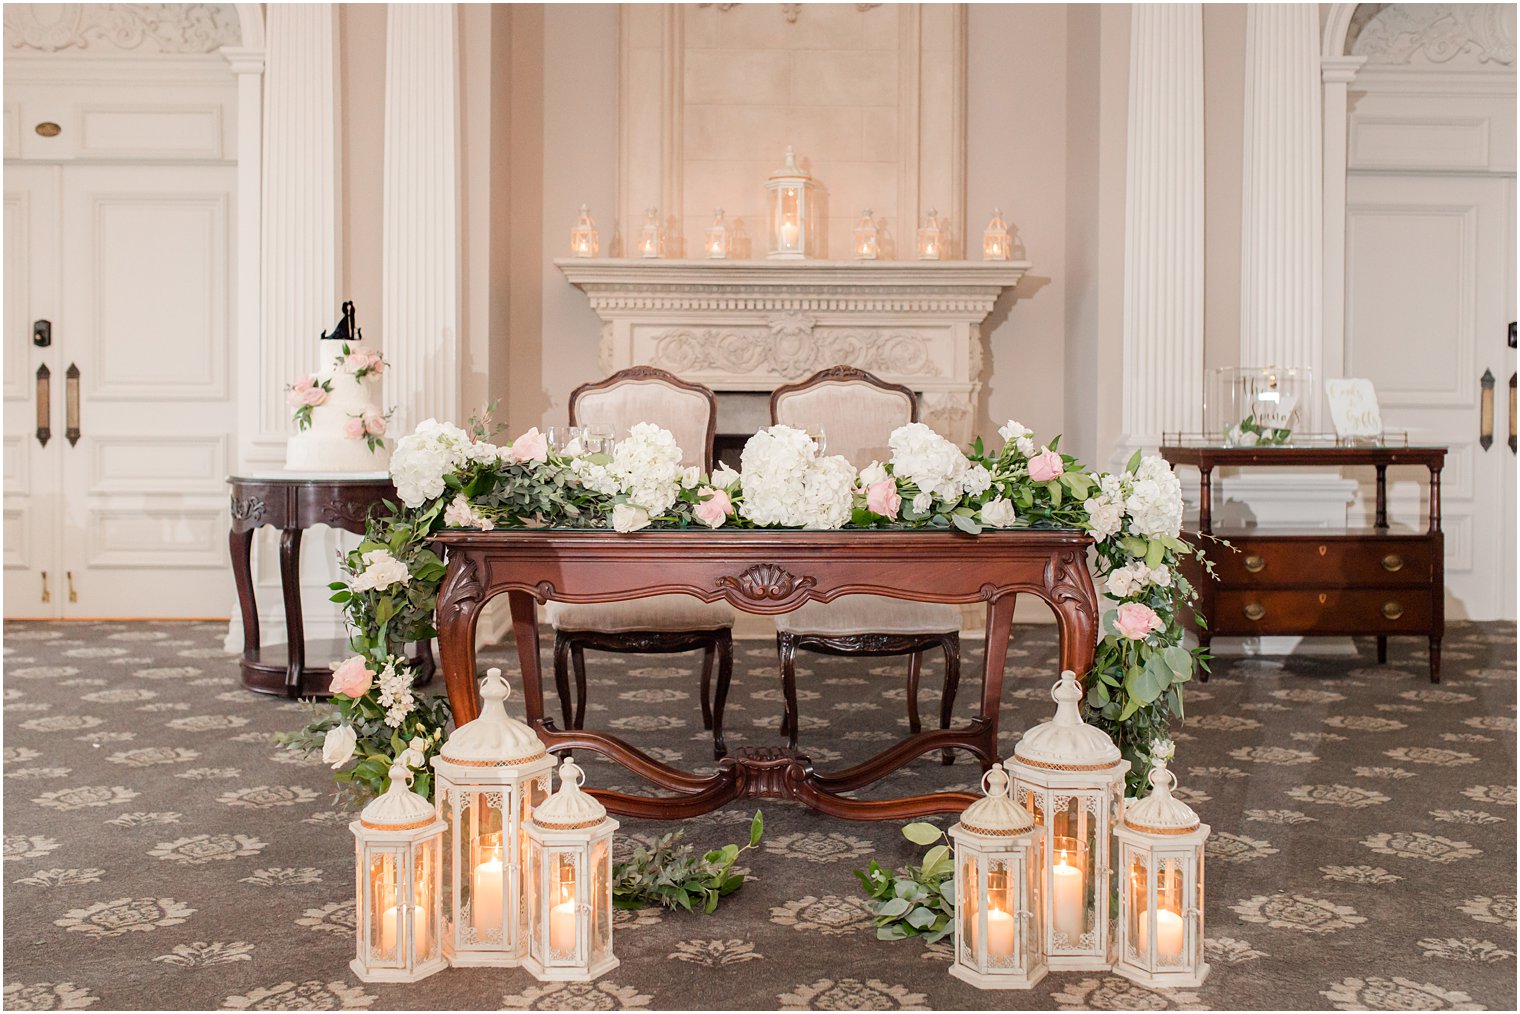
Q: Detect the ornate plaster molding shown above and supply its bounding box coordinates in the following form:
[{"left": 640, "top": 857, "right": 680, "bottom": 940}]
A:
[
  {"left": 4, "top": 3, "right": 241, "bottom": 53},
  {"left": 1351, "top": 4, "right": 1516, "bottom": 66}
]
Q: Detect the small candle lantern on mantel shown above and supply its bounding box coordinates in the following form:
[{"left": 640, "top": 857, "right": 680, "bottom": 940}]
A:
[
  {"left": 638, "top": 207, "right": 664, "bottom": 259},
  {"left": 570, "top": 204, "right": 599, "bottom": 258},
  {"left": 705, "top": 208, "right": 731, "bottom": 259},
  {"left": 983, "top": 208, "right": 1011, "bottom": 261},
  {"left": 917, "top": 208, "right": 944, "bottom": 260},
  {"left": 432, "top": 668, "right": 555, "bottom": 967},
  {"left": 1006, "top": 669, "right": 1130, "bottom": 971},
  {"left": 949, "top": 763, "right": 1046, "bottom": 990},
  {"left": 766, "top": 145, "right": 816, "bottom": 260},
  {"left": 852, "top": 209, "right": 879, "bottom": 260},
  {"left": 1114, "top": 743, "right": 1210, "bottom": 989},
  {"left": 349, "top": 751, "right": 446, "bottom": 983},
  {"left": 524, "top": 757, "right": 619, "bottom": 982}
]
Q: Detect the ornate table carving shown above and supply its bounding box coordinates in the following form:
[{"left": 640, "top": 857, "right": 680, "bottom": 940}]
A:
[{"left": 433, "top": 528, "right": 1099, "bottom": 821}]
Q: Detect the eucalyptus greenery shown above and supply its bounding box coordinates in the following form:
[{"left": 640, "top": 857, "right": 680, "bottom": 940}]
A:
[
  {"left": 612, "top": 812, "right": 764, "bottom": 913},
  {"left": 853, "top": 822, "right": 956, "bottom": 942}
]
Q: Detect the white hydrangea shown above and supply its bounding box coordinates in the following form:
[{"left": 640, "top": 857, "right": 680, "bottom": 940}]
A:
[
  {"left": 1104, "top": 562, "right": 1172, "bottom": 599},
  {"left": 888, "top": 422, "right": 977, "bottom": 505},
  {"left": 375, "top": 659, "right": 415, "bottom": 728},
  {"left": 1083, "top": 473, "right": 1126, "bottom": 542},
  {"left": 568, "top": 455, "right": 620, "bottom": 497},
  {"left": 349, "top": 549, "right": 411, "bottom": 592},
  {"left": 390, "top": 418, "right": 474, "bottom": 508},
  {"left": 738, "top": 425, "right": 853, "bottom": 529},
  {"left": 798, "top": 455, "right": 856, "bottom": 530},
  {"left": 607, "top": 423, "right": 684, "bottom": 515},
  {"left": 1125, "top": 455, "right": 1184, "bottom": 538}
]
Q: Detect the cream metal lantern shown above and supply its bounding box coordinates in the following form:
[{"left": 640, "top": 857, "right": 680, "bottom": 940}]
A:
[
  {"left": 570, "top": 204, "right": 599, "bottom": 258},
  {"left": 431, "top": 668, "right": 554, "bottom": 967},
  {"left": 1114, "top": 747, "right": 1210, "bottom": 989},
  {"left": 704, "top": 208, "right": 731, "bottom": 259},
  {"left": 350, "top": 752, "right": 446, "bottom": 983},
  {"left": 949, "top": 763, "right": 1047, "bottom": 990},
  {"left": 524, "top": 757, "right": 619, "bottom": 983},
  {"left": 983, "top": 209, "right": 1011, "bottom": 261},
  {"left": 853, "top": 209, "right": 879, "bottom": 260},
  {"left": 766, "top": 146, "right": 816, "bottom": 260},
  {"left": 917, "top": 208, "right": 943, "bottom": 260},
  {"left": 1007, "top": 669, "right": 1130, "bottom": 971},
  {"left": 638, "top": 207, "right": 664, "bottom": 259}
]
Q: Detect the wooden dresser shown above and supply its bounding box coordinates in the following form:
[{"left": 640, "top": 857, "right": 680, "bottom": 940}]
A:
[{"left": 1159, "top": 445, "right": 1446, "bottom": 683}]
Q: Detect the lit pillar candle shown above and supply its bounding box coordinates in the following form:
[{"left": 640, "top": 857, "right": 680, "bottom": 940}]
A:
[
  {"left": 549, "top": 898, "right": 576, "bottom": 954},
  {"left": 985, "top": 906, "right": 1016, "bottom": 960},
  {"left": 1139, "top": 907, "right": 1185, "bottom": 963},
  {"left": 779, "top": 217, "right": 798, "bottom": 249},
  {"left": 381, "top": 904, "right": 429, "bottom": 957},
  {"left": 471, "top": 850, "right": 504, "bottom": 932},
  {"left": 1052, "top": 851, "right": 1085, "bottom": 944}
]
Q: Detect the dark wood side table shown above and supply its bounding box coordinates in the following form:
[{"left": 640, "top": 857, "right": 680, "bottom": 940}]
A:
[
  {"left": 1159, "top": 445, "right": 1446, "bottom": 683},
  {"left": 227, "top": 474, "right": 434, "bottom": 697}
]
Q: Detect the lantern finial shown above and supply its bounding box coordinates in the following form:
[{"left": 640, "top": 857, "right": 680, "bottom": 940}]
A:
[
  {"left": 534, "top": 756, "right": 608, "bottom": 829},
  {"left": 1012, "top": 670, "right": 1122, "bottom": 770},
  {"left": 358, "top": 753, "right": 437, "bottom": 830},
  {"left": 438, "top": 668, "right": 547, "bottom": 766},
  {"left": 957, "top": 762, "right": 1035, "bottom": 837},
  {"left": 1124, "top": 743, "right": 1200, "bottom": 834}
]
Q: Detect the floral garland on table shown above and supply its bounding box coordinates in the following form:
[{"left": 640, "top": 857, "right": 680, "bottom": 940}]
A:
[{"left": 281, "top": 413, "right": 1208, "bottom": 801}]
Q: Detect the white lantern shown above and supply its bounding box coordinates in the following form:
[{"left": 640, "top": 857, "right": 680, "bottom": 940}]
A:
[
  {"left": 570, "top": 204, "right": 599, "bottom": 258},
  {"left": 949, "top": 763, "right": 1046, "bottom": 990},
  {"left": 431, "top": 668, "right": 554, "bottom": 966},
  {"left": 1114, "top": 748, "right": 1210, "bottom": 989},
  {"left": 704, "top": 208, "right": 730, "bottom": 259},
  {"left": 853, "top": 209, "right": 879, "bottom": 260},
  {"left": 349, "top": 753, "right": 446, "bottom": 983},
  {"left": 917, "top": 208, "right": 943, "bottom": 260},
  {"left": 983, "top": 208, "right": 1011, "bottom": 261},
  {"left": 638, "top": 207, "right": 664, "bottom": 259},
  {"left": 1006, "top": 669, "right": 1130, "bottom": 971},
  {"left": 524, "top": 758, "right": 619, "bottom": 982},
  {"left": 766, "top": 146, "right": 816, "bottom": 260}
]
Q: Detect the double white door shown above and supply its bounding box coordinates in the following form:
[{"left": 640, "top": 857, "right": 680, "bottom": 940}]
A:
[{"left": 4, "top": 163, "right": 236, "bottom": 617}]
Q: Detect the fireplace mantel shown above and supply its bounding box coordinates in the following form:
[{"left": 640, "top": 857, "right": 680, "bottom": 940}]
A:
[{"left": 556, "top": 259, "right": 1029, "bottom": 442}]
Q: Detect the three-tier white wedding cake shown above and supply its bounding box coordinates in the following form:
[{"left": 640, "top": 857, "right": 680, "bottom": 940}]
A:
[{"left": 285, "top": 302, "right": 393, "bottom": 473}]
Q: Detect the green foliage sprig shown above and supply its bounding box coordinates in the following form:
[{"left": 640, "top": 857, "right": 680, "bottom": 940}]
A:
[
  {"left": 854, "top": 821, "right": 955, "bottom": 942},
  {"left": 612, "top": 812, "right": 763, "bottom": 913}
]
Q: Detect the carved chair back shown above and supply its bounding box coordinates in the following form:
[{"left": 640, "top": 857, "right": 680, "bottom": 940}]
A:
[
  {"left": 770, "top": 366, "right": 918, "bottom": 466},
  {"left": 569, "top": 366, "right": 717, "bottom": 471}
]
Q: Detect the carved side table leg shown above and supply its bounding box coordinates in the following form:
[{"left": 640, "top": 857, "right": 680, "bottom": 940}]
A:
[
  {"left": 229, "top": 527, "right": 259, "bottom": 658},
  {"left": 977, "top": 594, "right": 1018, "bottom": 771},
  {"left": 278, "top": 529, "right": 305, "bottom": 696},
  {"left": 508, "top": 590, "right": 548, "bottom": 731},
  {"left": 711, "top": 631, "right": 733, "bottom": 761},
  {"left": 437, "top": 552, "right": 486, "bottom": 726}
]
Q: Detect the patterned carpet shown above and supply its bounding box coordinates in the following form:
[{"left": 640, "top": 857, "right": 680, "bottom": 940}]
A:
[{"left": 3, "top": 619, "right": 1516, "bottom": 1011}]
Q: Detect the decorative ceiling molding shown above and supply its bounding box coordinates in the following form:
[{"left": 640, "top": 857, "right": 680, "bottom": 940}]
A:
[
  {"left": 1350, "top": 3, "right": 1516, "bottom": 66},
  {"left": 697, "top": 3, "right": 881, "bottom": 24},
  {"left": 4, "top": 3, "right": 241, "bottom": 54}
]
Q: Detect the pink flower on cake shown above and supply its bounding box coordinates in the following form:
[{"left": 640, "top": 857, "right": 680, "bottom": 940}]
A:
[
  {"left": 343, "top": 416, "right": 366, "bottom": 439},
  {"left": 1028, "top": 448, "right": 1064, "bottom": 482},
  {"left": 362, "top": 409, "right": 387, "bottom": 436},
  {"left": 694, "top": 487, "right": 734, "bottom": 529},
  {"left": 329, "top": 655, "right": 374, "bottom": 697},
  {"left": 344, "top": 347, "right": 386, "bottom": 375},
  {"left": 1114, "top": 601, "right": 1164, "bottom": 640},
  {"left": 508, "top": 427, "right": 548, "bottom": 464},
  {"left": 865, "top": 479, "right": 902, "bottom": 519}
]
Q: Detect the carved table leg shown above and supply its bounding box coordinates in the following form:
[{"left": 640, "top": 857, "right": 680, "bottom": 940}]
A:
[
  {"left": 552, "top": 634, "right": 574, "bottom": 732},
  {"left": 939, "top": 633, "right": 961, "bottom": 766},
  {"left": 229, "top": 527, "right": 259, "bottom": 657},
  {"left": 978, "top": 593, "right": 1018, "bottom": 771},
  {"left": 906, "top": 651, "right": 923, "bottom": 734},
  {"left": 711, "top": 632, "right": 733, "bottom": 760},
  {"left": 278, "top": 529, "right": 304, "bottom": 696},
  {"left": 508, "top": 589, "right": 546, "bottom": 731},
  {"left": 699, "top": 643, "right": 716, "bottom": 731},
  {"left": 437, "top": 552, "right": 486, "bottom": 726}
]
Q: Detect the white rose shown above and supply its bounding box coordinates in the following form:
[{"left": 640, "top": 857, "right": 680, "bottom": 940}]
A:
[
  {"left": 998, "top": 420, "right": 1032, "bottom": 442},
  {"left": 1015, "top": 436, "right": 1037, "bottom": 458},
  {"left": 1238, "top": 430, "right": 1259, "bottom": 447},
  {"left": 710, "top": 462, "right": 741, "bottom": 490},
  {"left": 612, "top": 503, "right": 651, "bottom": 533},
  {"left": 350, "top": 549, "right": 411, "bottom": 592},
  {"left": 911, "top": 490, "right": 934, "bottom": 513},
  {"left": 857, "top": 461, "right": 890, "bottom": 488},
  {"left": 322, "top": 725, "right": 357, "bottom": 769},
  {"left": 980, "top": 497, "right": 1018, "bottom": 528},
  {"left": 679, "top": 465, "right": 701, "bottom": 489}
]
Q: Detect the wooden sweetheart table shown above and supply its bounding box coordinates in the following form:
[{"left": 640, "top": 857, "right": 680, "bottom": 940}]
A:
[{"left": 433, "top": 528, "right": 1099, "bottom": 821}]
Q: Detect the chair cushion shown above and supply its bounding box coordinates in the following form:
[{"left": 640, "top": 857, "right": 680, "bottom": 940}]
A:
[
  {"left": 545, "top": 595, "right": 735, "bottom": 633},
  {"left": 774, "top": 595, "right": 962, "bottom": 637}
]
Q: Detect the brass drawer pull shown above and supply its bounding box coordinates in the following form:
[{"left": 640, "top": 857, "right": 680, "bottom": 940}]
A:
[
  {"left": 1381, "top": 553, "right": 1405, "bottom": 573},
  {"left": 1243, "top": 554, "right": 1266, "bottom": 573},
  {"left": 1243, "top": 602, "right": 1266, "bottom": 621},
  {"left": 1382, "top": 601, "right": 1405, "bottom": 620}
]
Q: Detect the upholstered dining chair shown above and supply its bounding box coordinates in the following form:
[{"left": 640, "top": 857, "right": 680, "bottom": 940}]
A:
[
  {"left": 546, "top": 366, "right": 736, "bottom": 758},
  {"left": 766, "top": 365, "right": 962, "bottom": 763}
]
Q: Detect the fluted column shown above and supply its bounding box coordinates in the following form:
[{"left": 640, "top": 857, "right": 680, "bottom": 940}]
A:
[
  {"left": 1240, "top": 5, "right": 1323, "bottom": 405},
  {"left": 1120, "top": 4, "right": 1204, "bottom": 455},
  {"left": 382, "top": 3, "right": 461, "bottom": 428},
  {"left": 259, "top": 4, "right": 341, "bottom": 446},
  {"left": 1320, "top": 54, "right": 1366, "bottom": 381}
]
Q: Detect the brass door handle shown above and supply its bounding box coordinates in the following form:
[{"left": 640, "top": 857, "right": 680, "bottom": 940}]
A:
[
  {"left": 65, "top": 363, "right": 80, "bottom": 447},
  {"left": 1382, "top": 601, "right": 1405, "bottom": 620},
  {"left": 1509, "top": 372, "right": 1516, "bottom": 454},
  {"left": 1243, "top": 554, "right": 1266, "bottom": 573},
  {"left": 1243, "top": 602, "right": 1266, "bottom": 621},
  {"left": 1381, "top": 553, "right": 1405, "bottom": 573},
  {"left": 35, "top": 364, "right": 50, "bottom": 446},
  {"left": 66, "top": 571, "right": 78, "bottom": 604},
  {"left": 1480, "top": 368, "right": 1495, "bottom": 450},
  {"left": 41, "top": 570, "right": 50, "bottom": 603}
]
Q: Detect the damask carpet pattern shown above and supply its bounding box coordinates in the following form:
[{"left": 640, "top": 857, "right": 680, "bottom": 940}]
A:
[{"left": 3, "top": 620, "right": 1515, "bottom": 1011}]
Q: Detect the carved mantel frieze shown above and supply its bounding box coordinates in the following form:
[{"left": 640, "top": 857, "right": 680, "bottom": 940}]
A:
[{"left": 556, "top": 259, "right": 1028, "bottom": 444}]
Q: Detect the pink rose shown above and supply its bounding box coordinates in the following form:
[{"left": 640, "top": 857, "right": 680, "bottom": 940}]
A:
[
  {"left": 362, "top": 409, "right": 387, "bottom": 436},
  {"left": 301, "top": 382, "right": 329, "bottom": 407},
  {"left": 865, "top": 479, "right": 902, "bottom": 519},
  {"left": 343, "top": 416, "right": 366, "bottom": 439},
  {"left": 329, "top": 654, "right": 374, "bottom": 697},
  {"left": 365, "top": 350, "right": 386, "bottom": 375},
  {"left": 1114, "top": 602, "right": 1164, "bottom": 640},
  {"left": 1028, "top": 448, "right": 1064, "bottom": 482},
  {"left": 285, "top": 388, "right": 306, "bottom": 409},
  {"left": 509, "top": 426, "right": 548, "bottom": 463},
  {"left": 693, "top": 487, "right": 734, "bottom": 529},
  {"left": 344, "top": 350, "right": 368, "bottom": 370}
]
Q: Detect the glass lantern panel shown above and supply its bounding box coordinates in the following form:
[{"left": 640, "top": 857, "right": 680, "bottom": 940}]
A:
[
  {"left": 592, "top": 837, "right": 612, "bottom": 966},
  {"left": 1153, "top": 857, "right": 1187, "bottom": 968},
  {"left": 985, "top": 857, "right": 1018, "bottom": 970},
  {"left": 367, "top": 849, "right": 402, "bottom": 966},
  {"left": 527, "top": 838, "right": 544, "bottom": 963},
  {"left": 466, "top": 791, "right": 507, "bottom": 945},
  {"left": 440, "top": 787, "right": 454, "bottom": 942},
  {"left": 1050, "top": 793, "right": 1096, "bottom": 950},
  {"left": 1024, "top": 839, "right": 1043, "bottom": 964},
  {"left": 777, "top": 187, "right": 801, "bottom": 252},
  {"left": 957, "top": 853, "right": 978, "bottom": 969},
  {"left": 1125, "top": 848, "right": 1150, "bottom": 964},
  {"left": 547, "top": 847, "right": 581, "bottom": 964},
  {"left": 518, "top": 781, "right": 545, "bottom": 929},
  {"left": 413, "top": 843, "right": 437, "bottom": 963}
]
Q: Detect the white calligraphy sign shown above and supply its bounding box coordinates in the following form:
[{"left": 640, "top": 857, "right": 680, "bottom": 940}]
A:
[{"left": 1325, "top": 378, "right": 1383, "bottom": 438}]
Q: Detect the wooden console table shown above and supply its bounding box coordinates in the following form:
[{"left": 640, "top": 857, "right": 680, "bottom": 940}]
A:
[
  {"left": 432, "top": 528, "right": 1098, "bottom": 821},
  {"left": 228, "top": 474, "right": 434, "bottom": 697},
  {"left": 1159, "top": 445, "right": 1446, "bottom": 682}
]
